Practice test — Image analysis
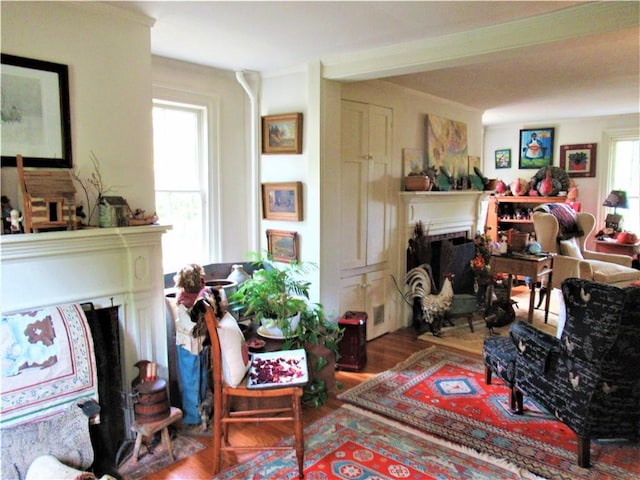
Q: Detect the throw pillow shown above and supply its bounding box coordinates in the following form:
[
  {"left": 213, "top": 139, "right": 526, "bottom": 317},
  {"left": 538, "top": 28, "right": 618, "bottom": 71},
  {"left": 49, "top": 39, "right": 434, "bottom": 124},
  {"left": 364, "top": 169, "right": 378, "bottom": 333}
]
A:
[
  {"left": 560, "top": 237, "right": 584, "bottom": 259},
  {"left": 217, "top": 312, "right": 250, "bottom": 387}
]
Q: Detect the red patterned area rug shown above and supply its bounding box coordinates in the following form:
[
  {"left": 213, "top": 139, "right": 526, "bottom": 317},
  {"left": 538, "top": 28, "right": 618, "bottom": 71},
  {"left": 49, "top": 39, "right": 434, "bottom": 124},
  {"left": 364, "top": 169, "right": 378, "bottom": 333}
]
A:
[
  {"left": 214, "top": 404, "right": 542, "bottom": 479},
  {"left": 338, "top": 346, "right": 639, "bottom": 480}
]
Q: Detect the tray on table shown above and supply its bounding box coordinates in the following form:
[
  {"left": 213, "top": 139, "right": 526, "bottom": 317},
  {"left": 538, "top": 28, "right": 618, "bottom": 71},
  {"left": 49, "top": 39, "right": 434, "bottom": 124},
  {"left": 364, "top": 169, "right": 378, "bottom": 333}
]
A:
[{"left": 246, "top": 348, "right": 308, "bottom": 389}]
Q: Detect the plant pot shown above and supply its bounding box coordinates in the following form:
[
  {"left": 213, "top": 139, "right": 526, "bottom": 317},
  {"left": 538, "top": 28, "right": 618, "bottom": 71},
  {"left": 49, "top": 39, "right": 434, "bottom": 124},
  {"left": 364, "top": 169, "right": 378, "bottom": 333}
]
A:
[
  {"left": 405, "top": 175, "right": 431, "bottom": 191},
  {"left": 260, "top": 312, "right": 300, "bottom": 338}
]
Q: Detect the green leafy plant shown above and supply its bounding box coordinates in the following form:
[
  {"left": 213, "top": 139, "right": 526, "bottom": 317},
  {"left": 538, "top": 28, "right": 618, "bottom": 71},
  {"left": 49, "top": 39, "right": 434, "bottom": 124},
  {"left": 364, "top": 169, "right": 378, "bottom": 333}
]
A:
[
  {"left": 286, "top": 304, "right": 344, "bottom": 408},
  {"left": 230, "top": 251, "right": 344, "bottom": 407},
  {"left": 229, "top": 252, "right": 314, "bottom": 335}
]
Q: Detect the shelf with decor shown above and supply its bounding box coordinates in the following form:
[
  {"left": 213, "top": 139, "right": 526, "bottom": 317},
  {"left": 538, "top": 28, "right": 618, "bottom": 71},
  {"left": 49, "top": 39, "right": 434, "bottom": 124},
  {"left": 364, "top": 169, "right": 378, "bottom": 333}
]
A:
[{"left": 486, "top": 195, "right": 568, "bottom": 242}]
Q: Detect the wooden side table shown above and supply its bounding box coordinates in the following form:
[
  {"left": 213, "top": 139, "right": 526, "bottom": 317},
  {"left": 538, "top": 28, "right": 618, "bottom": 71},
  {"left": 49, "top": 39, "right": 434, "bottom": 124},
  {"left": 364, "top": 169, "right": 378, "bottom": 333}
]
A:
[
  {"left": 594, "top": 239, "right": 640, "bottom": 258},
  {"left": 490, "top": 253, "right": 554, "bottom": 323}
]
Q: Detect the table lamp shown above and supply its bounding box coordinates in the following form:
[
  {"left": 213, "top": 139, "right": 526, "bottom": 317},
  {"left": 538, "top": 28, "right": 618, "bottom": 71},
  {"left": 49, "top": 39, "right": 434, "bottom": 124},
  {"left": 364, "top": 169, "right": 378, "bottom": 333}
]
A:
[{"left": 602, "top": 189, "right": 628, "bottom": 231}]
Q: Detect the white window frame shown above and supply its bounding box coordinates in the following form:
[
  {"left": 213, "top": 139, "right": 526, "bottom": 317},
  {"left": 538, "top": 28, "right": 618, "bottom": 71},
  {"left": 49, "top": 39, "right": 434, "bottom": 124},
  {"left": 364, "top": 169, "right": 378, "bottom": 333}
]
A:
[
  {"left": 152, "top": 86, "right": 221, "bottom": 271},
  {"left": 601, "top": 128, "right": 639, "bottom": 234}
]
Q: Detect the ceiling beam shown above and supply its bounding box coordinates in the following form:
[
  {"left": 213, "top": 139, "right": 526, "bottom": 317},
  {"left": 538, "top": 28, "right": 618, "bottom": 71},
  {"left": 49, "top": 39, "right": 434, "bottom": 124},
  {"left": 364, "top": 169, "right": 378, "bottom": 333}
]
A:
[{"left": 321, "top": 2, "right": 639, "bottom": 81}]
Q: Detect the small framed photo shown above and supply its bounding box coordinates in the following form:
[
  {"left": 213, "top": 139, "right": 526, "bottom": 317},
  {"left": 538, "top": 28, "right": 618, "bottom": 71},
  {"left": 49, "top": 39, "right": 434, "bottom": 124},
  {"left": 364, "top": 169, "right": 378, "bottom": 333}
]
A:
[
  {"left": 519, "top": 127, "right": 554, "bottom": 169},
  {"left": 262, "top": 182, "right": 303, "bottom": 221},
  {"left": 560, "top": 143, "right": 597, "bottom": 177},
  {"left": 262, "top": 113, "right": 303, "bottom": 154},
  {"left": 1, "top": 54, "right": 73, "bottom": 168},
  {"left": 495, "top": 149, "right": 511, "bottom": 169},
  {"left": 266, "top": 229, "right": 299, "bottom": 263}
]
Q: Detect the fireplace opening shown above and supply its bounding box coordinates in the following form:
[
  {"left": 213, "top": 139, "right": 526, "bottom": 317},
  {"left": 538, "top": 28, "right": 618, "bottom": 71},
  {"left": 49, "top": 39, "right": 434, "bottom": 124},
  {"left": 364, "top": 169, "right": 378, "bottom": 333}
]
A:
[
  {"left": 407, "top": 229, "right": 476, "bottom": 295},
  {"left": 82, "top": 303, "right": 129, "bottom": 478}
]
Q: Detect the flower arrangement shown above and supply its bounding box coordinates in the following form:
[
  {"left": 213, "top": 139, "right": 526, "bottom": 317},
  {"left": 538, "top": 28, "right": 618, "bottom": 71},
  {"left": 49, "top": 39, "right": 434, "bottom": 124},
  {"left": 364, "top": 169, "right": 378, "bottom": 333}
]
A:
[{"left": 470, "top": 227, "right": 495, "bottom": 281}]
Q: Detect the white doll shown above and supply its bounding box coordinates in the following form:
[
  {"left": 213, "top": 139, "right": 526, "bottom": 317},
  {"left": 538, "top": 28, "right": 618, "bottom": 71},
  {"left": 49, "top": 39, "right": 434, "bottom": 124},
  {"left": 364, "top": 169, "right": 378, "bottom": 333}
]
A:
[{"left": 8, "top": 209, "right": 23, "bottom": 233}]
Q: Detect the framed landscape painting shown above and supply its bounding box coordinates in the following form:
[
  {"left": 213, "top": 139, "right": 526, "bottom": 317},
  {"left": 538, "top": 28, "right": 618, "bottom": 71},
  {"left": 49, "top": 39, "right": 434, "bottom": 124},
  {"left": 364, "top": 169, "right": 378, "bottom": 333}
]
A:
[
  {"left": 518, "top": 127, "right": 554, "bottom": 169},
  {"left": 262, "top": 113, "right": 303, "bottom": 154},
  {"left": 266, "top": 229, "right": 298, "bottom": 263},
  {"left": 560, "top": 143, "right": 597, "bottom": 177},
  {"left": 262, "top": 182, "right": 303, "bottom": 221}
]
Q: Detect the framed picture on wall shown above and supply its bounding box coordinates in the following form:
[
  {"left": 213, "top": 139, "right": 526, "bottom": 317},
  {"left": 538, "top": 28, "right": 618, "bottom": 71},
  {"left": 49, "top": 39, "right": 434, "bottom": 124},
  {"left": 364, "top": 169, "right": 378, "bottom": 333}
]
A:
[
  {"left": 1, "top": 54, "right": 73, "bottom": 168},
  {"left": 518, "top": 127, "right": 554, "bottom": 169},
  {"left": 262, "top": 113, "right": 303, "bottom": 154},
  {"left": 266, "top": 229, "right": 299, "bottom": 263},
  {"left": 495, "top": 149, "right": 511, "bottom": 169},
  {"left": 262, "top": 182, "right": 303, "bottom": 221},
  {"left": 560, "top": 143, "right": 597, "bottom": 177}
]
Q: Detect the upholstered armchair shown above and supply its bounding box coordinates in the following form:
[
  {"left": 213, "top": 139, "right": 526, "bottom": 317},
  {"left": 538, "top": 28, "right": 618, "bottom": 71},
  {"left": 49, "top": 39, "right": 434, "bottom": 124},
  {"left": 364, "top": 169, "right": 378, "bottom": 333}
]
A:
[
  {"left": 510, "top": 278, "right": 640, "bottom": 468},
  {"left": 533, "top": 210, "right": 640, "bottom": 289}
]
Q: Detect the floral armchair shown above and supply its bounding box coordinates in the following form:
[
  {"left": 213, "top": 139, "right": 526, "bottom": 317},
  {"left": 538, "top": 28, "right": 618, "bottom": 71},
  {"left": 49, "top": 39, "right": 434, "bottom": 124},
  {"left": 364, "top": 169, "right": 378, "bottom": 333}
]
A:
[{"left": 510, "top": 278, "right": 640, "bottom": 468}]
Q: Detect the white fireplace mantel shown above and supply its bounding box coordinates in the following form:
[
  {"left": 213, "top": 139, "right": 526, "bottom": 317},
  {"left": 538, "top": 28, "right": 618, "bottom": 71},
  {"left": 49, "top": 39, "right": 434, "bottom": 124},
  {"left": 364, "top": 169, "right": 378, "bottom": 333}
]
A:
[
  {"left": 1, "top": 225, "right": 171, "bottom": 386},
  {"left": 397, "top": 190, "right": 490, "bottom": 325}
]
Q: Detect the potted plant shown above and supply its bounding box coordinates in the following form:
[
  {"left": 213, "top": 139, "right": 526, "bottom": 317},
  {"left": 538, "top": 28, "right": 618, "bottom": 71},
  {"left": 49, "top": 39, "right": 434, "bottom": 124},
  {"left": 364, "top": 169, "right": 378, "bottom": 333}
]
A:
[
  {"left": 229, "top": 252, "right": 313, "bottom": 337},
  {"left": 296, "top": 306, "right": 344, "bottom": 408},
  {"left": 229, "top": 252, "right": 344, "bottom": 407}
]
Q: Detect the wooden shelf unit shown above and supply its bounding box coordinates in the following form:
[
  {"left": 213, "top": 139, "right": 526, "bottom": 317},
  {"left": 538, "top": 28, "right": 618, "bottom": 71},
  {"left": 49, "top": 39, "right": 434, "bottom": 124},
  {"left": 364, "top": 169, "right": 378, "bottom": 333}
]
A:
[{"left": 486, "top": 195, "right": 568, "bottom": 242}]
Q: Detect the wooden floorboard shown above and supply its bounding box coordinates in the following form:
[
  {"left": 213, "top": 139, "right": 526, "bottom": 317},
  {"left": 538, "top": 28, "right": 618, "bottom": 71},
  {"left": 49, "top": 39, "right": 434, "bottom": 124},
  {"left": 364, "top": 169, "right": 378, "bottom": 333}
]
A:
[{"left": 138, "top": 327, "right": 477, "bottom": 479}]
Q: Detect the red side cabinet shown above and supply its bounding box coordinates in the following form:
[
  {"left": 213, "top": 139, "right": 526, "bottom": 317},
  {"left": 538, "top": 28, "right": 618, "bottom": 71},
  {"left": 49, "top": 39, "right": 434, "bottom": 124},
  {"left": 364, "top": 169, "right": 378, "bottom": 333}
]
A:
[{"left": 337, "top": 311, "right": 367, "bottom": 371}]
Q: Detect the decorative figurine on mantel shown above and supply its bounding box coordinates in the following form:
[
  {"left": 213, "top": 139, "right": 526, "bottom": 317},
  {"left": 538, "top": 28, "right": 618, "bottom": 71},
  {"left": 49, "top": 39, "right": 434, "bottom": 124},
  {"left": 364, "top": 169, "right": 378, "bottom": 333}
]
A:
[{"left": 7, "top": 209, "right": 23, "bottom": 234}]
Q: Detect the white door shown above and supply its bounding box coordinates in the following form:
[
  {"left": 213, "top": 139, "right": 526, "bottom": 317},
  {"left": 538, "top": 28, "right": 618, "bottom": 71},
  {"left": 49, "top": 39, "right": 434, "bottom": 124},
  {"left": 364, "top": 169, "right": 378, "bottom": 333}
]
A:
[
  {"left": 340, "top": 101, "right": 392, "bottom": 269},
  {"left": 366, "top": 105, "right": 392, "bottom": 266},
  {"left": 340, "top": 101, "right": 369, "bottom": 270}
]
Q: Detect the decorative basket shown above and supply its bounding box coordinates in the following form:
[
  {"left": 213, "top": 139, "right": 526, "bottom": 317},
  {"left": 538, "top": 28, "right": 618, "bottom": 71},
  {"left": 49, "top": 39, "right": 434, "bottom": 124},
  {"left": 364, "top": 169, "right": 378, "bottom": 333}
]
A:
[{"left": 405, "top": 176, "right": 431, "bottom": 191}]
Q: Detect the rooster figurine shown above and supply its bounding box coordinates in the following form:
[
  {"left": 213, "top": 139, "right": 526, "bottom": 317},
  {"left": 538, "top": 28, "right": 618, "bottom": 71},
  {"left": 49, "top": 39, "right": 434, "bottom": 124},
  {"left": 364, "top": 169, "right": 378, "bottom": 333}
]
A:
[{"left": 405, "top": 266, "right": 455, "bottom": 336}]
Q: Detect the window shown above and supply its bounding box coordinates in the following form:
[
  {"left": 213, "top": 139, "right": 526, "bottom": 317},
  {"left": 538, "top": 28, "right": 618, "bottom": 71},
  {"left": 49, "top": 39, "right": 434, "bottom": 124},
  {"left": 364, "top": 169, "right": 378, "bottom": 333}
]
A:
[
  {"left": 153, "top": 99, "right": 210, "bottom": 274},
  {"left": 607, "top": 135, "right": 639, "bottom": 235}
]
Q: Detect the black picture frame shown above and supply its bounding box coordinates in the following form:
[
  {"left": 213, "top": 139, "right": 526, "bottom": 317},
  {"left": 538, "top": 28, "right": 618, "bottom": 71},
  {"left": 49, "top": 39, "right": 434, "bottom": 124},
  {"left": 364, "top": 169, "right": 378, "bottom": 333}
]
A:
[
  {"left": 1, "top": 53, "right": 73, "bottom": 168},
  {"left": 518, "top": 127, "right": 554, "bottom": 169}
]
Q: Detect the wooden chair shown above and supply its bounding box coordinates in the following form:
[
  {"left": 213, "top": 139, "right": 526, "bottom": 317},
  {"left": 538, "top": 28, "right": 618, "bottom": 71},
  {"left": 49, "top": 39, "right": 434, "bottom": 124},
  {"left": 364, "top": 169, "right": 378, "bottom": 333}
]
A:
[{"left": 201, "top": 300, "right": 305, "bottom": 477}]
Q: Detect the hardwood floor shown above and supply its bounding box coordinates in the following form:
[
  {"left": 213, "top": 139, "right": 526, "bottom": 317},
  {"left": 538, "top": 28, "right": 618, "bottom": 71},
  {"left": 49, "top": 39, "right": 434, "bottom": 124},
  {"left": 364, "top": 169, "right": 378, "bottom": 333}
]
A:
[{"left": 140, "top": 327, "right": 477, "bottom": 479}]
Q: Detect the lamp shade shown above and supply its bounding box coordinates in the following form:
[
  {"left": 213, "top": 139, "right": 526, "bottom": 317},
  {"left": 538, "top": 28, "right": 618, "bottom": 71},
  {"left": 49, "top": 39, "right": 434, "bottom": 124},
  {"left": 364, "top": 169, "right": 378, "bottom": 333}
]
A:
[{"left": 602, "top": 190, "right": 628, "bottom": 209}]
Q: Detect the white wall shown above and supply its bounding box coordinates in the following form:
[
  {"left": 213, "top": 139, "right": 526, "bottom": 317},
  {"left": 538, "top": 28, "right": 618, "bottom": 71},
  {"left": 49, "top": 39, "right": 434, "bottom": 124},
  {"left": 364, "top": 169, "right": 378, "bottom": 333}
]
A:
[
  {"left": 260, "top": 68, "right": 323, "bottom": 304},
  {"left": 1, "top": 2, "right": 155, "bottom": 220},
  {"left": 151, "top": 56, "right": 252, "bottom": 262},
  {"left": 483, "top": 114, "right": 639, "bottom": 232}
]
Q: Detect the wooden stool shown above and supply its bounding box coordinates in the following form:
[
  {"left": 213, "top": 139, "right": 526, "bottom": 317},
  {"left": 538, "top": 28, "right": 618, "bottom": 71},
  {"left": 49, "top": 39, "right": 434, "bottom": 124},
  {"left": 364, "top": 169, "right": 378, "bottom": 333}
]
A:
[{"left": 130, "top": 407, "right": 182, "bottom": 464}]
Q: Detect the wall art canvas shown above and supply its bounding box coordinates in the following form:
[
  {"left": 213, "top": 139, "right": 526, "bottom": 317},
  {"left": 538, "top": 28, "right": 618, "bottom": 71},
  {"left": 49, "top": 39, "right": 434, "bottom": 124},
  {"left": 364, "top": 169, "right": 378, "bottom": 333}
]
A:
[
  {"left": 560, "top": 143, "right": 597, "bottom": 177},
  {"left": 1, "top": 54, "right": 72, "bottom": 168},
  {"left": 519, "top": 127, "right": 554, "bottom": 169},
  {"left": 425, "top": 114, "right": 468, "bottom": 180},
  {"left": 403, "top": 148, "right": 427, "bottom": 176},
  {"left": 495, "top": 149, "right": 511, "bottom": 169},
  {"left": 261, "top": 182, "right": 303, "bottom": 221},
  {"left": 262, "top": 113, "right": 302, "bottom": 154},
  {"left": 266, "top": 229, "right": 298, "bottom": 263}
]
